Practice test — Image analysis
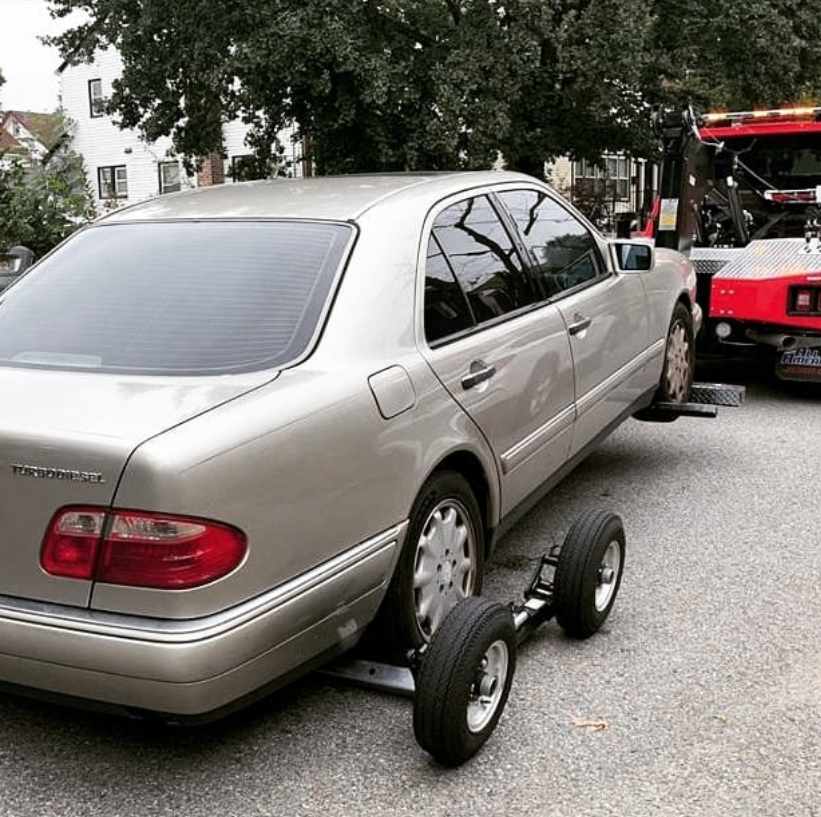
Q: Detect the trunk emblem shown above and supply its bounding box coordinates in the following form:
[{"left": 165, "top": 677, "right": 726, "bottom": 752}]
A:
[{"left": 10, "top": 463, "right": 107, "bottom": 484}]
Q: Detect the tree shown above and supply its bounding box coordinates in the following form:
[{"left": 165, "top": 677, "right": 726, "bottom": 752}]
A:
[
  {"left": 45, "top": 0, "right": 821, "bottom": 178},
  {"left": 648, "top": 0, "right": 821, "bottom": 110},
  {"left": 1, "top": 71, "right": 93, "bottom": 255},
  {"left": 0, "top": 137, "right": 96, "bottom": 258},
  {"left": 46, "top": 0, "right": 659, "bottom": 175}
]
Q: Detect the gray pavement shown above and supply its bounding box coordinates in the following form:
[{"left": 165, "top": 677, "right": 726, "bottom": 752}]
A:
[{"left": 0, "top": 359, "right": 818, "bottom": 817}]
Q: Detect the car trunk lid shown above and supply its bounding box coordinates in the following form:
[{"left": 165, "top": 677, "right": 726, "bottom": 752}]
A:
[{"left": 0, "top": 367, "right": 274, "bottom": 607}]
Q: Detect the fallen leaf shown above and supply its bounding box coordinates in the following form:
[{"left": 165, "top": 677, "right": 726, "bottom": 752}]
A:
[{"left": 570, "top": 715, "right": 608, "bottom": 732}]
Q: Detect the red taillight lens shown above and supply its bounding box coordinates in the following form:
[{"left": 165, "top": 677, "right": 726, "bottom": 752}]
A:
[
  {"left": 42, "top": 508, "right": 246, "bottom": 589},
  {"left": 795, "top": 289, "right": 812, "bottom": 311},
  {"left": 41, "top": 508, "right": 106, "bottom": 580}
]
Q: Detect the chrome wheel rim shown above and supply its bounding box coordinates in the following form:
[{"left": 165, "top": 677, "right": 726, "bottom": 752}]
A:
[
  {"left": 467, "top": 639, "right": 509, "bottom": 733},
  {"left": 595, "top": 540, "right": 622, "bottom": 612},
  {"left": 413, "top": 499, "right": 477, "bottom": 639},
  {"left": 664, "top": 321, "right": 691, "bottom": 402}
]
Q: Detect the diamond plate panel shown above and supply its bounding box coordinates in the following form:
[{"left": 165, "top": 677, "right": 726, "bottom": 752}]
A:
[
  {"left": 692, "top": 259, "right": 730, "bottom": 276},
  {"left": 712, "top": 239, "right": 821, "bottom": 280},
  {"left": 689, "top": 383, "right": 746, "bottom": 407}
]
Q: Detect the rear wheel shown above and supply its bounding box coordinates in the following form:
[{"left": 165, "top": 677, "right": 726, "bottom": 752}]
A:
[
  {"left": 370, "top": 471, "right": 484, "bottom": 660},
  {"left": 413, "top": 597, "right": 516, "bottom": 766}
]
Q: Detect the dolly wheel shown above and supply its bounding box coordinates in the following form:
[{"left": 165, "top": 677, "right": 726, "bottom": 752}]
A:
[
  {"left": 413, "top": 597, "right": 516, "bottom": 766},
  {"left": 553, "top": 507, "right": 625, "bottom": 639}
]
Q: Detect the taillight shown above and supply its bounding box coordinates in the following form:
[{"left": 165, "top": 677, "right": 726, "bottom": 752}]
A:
[
  {"left": 788, "top": 285, "right": 821, "bottom": 316},
  {"left": 41, "top": 507, "right": 246, "bottom": 589},
  {"left": 41, "top": 508, "right": 106, "bottom": 580},
  {"left": 795, "top": 289, "right": 812, "bottom": 311}
]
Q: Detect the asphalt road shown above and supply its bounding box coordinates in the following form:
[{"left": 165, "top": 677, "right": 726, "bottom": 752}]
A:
[{"left": 0, "top": 358, "right": 818, "bottom": 817}]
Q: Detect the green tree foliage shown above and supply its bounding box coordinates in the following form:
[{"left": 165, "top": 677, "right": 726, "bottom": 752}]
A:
[
  {"left": 0, "top": 147, "right": 96, "bottom": 258},
  {"left": 44, "top": 0, "right": 821, "bottom": 176},
  {"left": 46, "top": 0, "right": 657, "bottom": 174},
  {"left": 1, "top": 75, "right": 94, "bottom": 257},
  {"left": 649, "top": 0, "right": 821, "bottom": 110}
]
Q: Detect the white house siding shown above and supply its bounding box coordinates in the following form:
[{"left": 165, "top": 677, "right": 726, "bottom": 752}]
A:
[
  {"left": 222, "top": 119, "right": 302, "bottom": 180},
  {"left": 59, "top": 49, "right": 301, "bottom": 212},
  {"left": 547, "top": 157, "right": 573, "bottom": 197}
]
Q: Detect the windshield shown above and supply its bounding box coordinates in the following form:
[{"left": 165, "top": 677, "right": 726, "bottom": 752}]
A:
[
  {"left": 716, "top": 133, "right": 821, "bottom": 191},
  {"left": 0, "top": 221, "right": 352, "bottom": 375}
]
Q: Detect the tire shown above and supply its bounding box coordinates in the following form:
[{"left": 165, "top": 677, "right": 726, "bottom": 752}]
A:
[
  {"left": 655, "top": 302, "right": 695, "bottom": 403},
  {"left": 553, "top": 507, "right": 625, "bottom": 639},
  {"left": 370, "top": 471, "right": 484, "bottom": 661},
  {"left": 413, "top": 597, "right": 516, "bottom": 766}
]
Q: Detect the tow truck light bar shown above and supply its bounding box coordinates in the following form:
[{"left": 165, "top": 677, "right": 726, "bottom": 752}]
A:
[
  {"left": 763, "top": 189, "right": 821, "bottom": 204},
  {"left": 702, "top": 107, "right": 821, "bottom": 126}
]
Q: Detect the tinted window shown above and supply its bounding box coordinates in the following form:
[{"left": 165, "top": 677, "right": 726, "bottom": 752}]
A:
[
  {"left": 498, "top": 189, "right": 603, "bottom": 296},
  {"left": 424, "top": 236, "right": 474, "bottom": 343},
  {"left": 432, "top": 196, "right": 535, "bottom": 323},
  {"left": 0, "top": 221, "right": 351, "bottom": 374}
]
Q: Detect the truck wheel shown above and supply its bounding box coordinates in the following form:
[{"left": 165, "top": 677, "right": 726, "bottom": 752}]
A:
[
  {"left": 369, "top": 471, "right": 484, "bottom": 662},
  {"left": 656, "top": 303, "right": 694, "bottom": 403},
  {"left": 413, "top": 597, "right": 516, "bottom": 766},
  {"left": 553, "top": 507, "right": 625, "bottom": 639}
]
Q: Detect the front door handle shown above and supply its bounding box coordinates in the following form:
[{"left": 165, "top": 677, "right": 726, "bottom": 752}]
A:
[
  {"left": 461, "top": 360, "right": 496, "bottom": 390},
  {"left": 567, "top": 314, "right": 592, "bottom": 336}
]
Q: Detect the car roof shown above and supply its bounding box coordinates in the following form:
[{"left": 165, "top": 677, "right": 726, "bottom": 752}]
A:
[{"left": 98, "top": 171, "right": 542, "bottom": 223}]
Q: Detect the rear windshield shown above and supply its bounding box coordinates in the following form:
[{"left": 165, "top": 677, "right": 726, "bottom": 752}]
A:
[{"left": 0, "top": 221, "right": 352, "bottom": 374}]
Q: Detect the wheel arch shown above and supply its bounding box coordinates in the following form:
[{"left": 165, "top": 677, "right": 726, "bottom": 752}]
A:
[{"left": 425, "top": 450, "right": 497, "bottom": 557}]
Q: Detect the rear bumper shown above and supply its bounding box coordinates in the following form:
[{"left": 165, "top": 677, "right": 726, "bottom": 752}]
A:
[{"left": 0, "top": 525, "right": 403, "bottom": 717}]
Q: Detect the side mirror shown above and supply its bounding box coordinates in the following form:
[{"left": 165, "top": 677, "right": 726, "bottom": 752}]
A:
[{"left": 611, "top": 240, "right": 653, "bottom": 272}]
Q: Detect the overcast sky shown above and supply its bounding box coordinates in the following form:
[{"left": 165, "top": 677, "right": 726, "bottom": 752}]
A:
[{"left": 0, "top": 0, "right": 78, "bottom": 112}]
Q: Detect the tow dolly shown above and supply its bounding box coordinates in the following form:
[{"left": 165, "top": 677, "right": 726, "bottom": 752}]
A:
[{"left": 322, "top": 382, "right": 745, "bottom": 766}]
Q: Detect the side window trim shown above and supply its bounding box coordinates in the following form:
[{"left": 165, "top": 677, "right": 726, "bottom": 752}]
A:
[
  {"left": 494, "top": 186, "right": 611, "bottom": 301},
  {"left": 421, "top": 188, "right": 563, "bottom": 348}
]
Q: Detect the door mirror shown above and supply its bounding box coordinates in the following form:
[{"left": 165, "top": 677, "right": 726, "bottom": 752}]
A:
[{"left": 611, "top": 241, "right": 653, "bottom": 271}]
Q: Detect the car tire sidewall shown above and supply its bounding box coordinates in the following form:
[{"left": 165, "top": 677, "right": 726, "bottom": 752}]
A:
[
  {"left": 656, "top": 302, "right": 695, "bottom": 403},
  {"left": 413, "top": 597, "right": 515, "bottom": 766},
  {"left": 553, "top": 508, "right": 625, "bottom": 639},
  {"left": 373, "top": 471, "right": 485, "bottom": 659}
]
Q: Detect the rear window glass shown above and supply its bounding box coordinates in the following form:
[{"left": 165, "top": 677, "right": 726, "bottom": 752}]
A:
[{"left": 0, "top": 221, "right": 352, "bottom": 374}]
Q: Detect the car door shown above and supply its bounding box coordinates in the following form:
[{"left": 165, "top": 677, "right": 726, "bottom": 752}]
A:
[
  {"left": 421, "top": 193, "right": 575, "bottom": 516},
  {"left": 496, "top": 188, "right": 650, "bottom": 457}
]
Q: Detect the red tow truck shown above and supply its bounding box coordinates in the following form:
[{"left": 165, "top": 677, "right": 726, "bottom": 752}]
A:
[{"left": 651, "top": 105, "right": 821, "bottom": 381}]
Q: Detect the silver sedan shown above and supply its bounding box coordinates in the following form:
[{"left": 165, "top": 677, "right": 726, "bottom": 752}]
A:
[{"left": 0, "top": 171, "right": 699, "bottom": 718}]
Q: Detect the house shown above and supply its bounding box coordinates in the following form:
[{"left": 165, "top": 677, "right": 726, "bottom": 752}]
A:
[
  {"left": 549, "top": 154, "right": 658, "bottom": 232},
  {"left": 0, "top": 110, "right": 62, "bottom": 167},
  {"left": 57, "top": 48, "right": 303, "bottom": 210}
]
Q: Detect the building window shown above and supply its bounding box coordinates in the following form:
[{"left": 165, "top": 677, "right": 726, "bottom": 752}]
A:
[
  {"left": 88, "top": 79, "right": 104, "bottom": 118},
  {"left": 231, "top": 153, "right": 256, "bottom": 182},
  {"left": 573, "top": 155, "right": 631, "bottom": 202},
  {"left": 98, "top": 165, "right": 128, "bottom": 199},
  {"left": 159, "top": 161, "right": 182, "bottom": 194}
]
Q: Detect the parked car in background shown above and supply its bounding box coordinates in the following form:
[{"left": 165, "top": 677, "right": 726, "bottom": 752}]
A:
[
  {"left": 0, "top": 245, "right": 35, "bottom": 290},
  {"left": 0, "top": 172, "right": 699, "bottom": 718}
]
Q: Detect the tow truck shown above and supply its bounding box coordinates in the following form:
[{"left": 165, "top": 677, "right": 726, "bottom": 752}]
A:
[{"left": 650, "top": 105, "right": 821, "bottom": 381}]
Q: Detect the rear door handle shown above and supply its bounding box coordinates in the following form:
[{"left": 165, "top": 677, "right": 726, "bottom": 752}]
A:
[
  {"left": 567, "top": 315, "right": 592, "bottom": 336},
  {"left": 461, "top": 360, "right": 496, "bottom": 389}
]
